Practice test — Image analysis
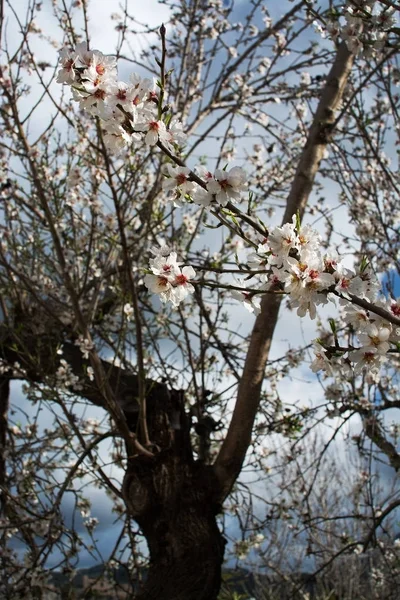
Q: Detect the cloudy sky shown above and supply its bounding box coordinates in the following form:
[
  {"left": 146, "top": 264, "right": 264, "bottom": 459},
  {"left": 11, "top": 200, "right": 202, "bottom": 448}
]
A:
[{"left": 4, "top": 0, "right": 399, "bottom": 573}]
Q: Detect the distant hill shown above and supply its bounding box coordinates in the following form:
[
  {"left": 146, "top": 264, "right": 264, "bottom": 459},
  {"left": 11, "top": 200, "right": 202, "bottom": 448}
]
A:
[
  {"left": 49, "top": 564, "right": 257, "bottom": 598},
  {"left": 48, "top": 551, "right": 400, "bottom": 600}
]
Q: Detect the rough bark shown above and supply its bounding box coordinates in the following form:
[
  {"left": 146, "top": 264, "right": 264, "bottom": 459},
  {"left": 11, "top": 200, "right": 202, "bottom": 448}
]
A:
[
  {"left": 0, "top": 376, "right": 10, "bottom": 515},
  {"left": 122, "top": 387, "right": 225, "bottom": 600},
  {"left": 214, "top": 42, "right": 355, "bottom": 501},
  {"left": 363, "top": 415, "right": 400, "bottom": 471}
]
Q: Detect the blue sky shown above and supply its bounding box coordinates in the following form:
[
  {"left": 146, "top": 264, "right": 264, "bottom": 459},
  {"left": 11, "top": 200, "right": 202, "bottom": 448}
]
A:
[{"left": 4, "top": 0, "right": 399, "bottom": 578}]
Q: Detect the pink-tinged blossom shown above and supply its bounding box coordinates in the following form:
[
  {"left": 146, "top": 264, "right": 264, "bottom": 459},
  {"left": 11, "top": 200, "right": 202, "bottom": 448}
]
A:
[
  {"left": 103, "top": 120, "right": 139, "bottom": 154},
  {"left": 124, "top": 303, "right": 134, "bottom": 321},
  {"left": 267, "top": 221, "right": 297, "bottom": 266},
  {"left": 357, "top": 324, "right": 391, "bottom": 355},
  {"left": 348, "top": 348, "right": 384, "bottom": 375},
  {"left": 315, "top": 3, "right": 394, "bottom": 58},
  {"left": 282, "top": 258, "right": 305, "bottom": 298},
  {"left": 135, "top": 117, "right": 168, "bottom": 146},
  {"left": 389, "top": 298, "right": 400, "bottom": 318},
  {"left": 348, "top": 271, "right": 380, "bottom": 300},
  {"left": 192, "top": 167, "right": 214, "bottom": 206},
  {"left": 291, "top": 291, "right": 329, "bottom": 320},
  {"left": 304, "top": 267, "right": 335, "bottom": 292},
  {"left": 164, "top": 118, "right": 187, "bottom": 150},
  {"left": 149, "top": 251, "right": 180, "bottom": 276},
  {"left": 206, "top": 166, "right": 247, "bottom": 206},
  {"left": 255, "top": 221, "right": 342, "bottom": 319},
  {"left": 333, "top": 265, "right": 354, "bottom": 299},
  {"left": 145, "top": 266, "right": 196, "bottom": 307},
  {"left": 343, "top": 305, "right": 370, "bottom": 332},
  {"left": 144, "top": 273, "right": 172, "bottom": 296},
  {"left": 145, "top": 252, "right": 196, "bottom": 307},
  {"left": 297, "top": 222, "right": 321, "bottom": 254},
  {"left": 73, "top": 81, "right": 111, "bottom": 113},
  {"left": 247, "top": 250, "right": 268, "bottom": 271},
  {"left": 66, "top": 166, "right": 82, "bottom": 189},
  {"left": 231, "top": 279, "right": 261, "bottom": 315},
  {"left": 310, "top": 343, "right": 333, "bottom": 374},
  {"left": 196, "top": 165, "right": 215, "bottom": 184},
  {"left": 285, "top": 256, "right": 332, "bottom": 317},
  {"left": 162, "top": 165, "right": 194, "bottom": 195},
  {"left": 56, "top": 359, "right": 82, "bottom": 390},
  {"left": 323, "top": 253, "right": 339, "bottom": 273},
  {"left": 105, "top": 81, "right": 136, "bottom": 112},
  {"left": 191, "top": 185, "right": 212, "bottom": 207},
  {"left": 182, "top": 214, "right": 197, "bottom": 234},
  {"left": 372, "top": 7, "right": 396, "bottom": 31},
  {"left": 150, "top": 244, "right": 172, "bottom": 258},
  {"left": 81, "top": 51, "right": 117, "bottom": 82},
  {"left": 74, "top": 42, "right": 95, "bottom": 68},
  {"left": 57, "top": 48, "right": 77, "bottom": 84},
  {"left": 265, "top": 266, "right": 285, "bottom": 290},
  {"left": 129, "top": 74, "right": 155, "bottom": 105},
  {"left": 170, "top": 266, "right": 196, "bottom": 306}
]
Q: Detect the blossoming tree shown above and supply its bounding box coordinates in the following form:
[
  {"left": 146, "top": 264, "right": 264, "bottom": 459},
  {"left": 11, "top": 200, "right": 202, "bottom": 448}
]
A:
[{"left": 0, "top": 0, "right": 399, "bottom": 598}]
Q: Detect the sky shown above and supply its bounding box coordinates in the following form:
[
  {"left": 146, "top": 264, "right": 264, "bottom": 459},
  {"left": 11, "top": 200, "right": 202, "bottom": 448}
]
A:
[{"left": 3, "top": 0, "right": 400, "bottom": 577}]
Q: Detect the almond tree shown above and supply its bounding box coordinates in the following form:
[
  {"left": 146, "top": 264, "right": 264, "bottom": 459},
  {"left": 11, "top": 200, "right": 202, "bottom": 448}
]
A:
[{"left": 0, "top": 1, "right": 399, "bottom": 599}]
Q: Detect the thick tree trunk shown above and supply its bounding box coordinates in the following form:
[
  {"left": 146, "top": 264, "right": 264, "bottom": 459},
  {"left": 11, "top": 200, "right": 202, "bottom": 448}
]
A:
[
  {"left": 0, "top": 376, "right": 10, "bottom": 516},
  {"left": 124, "top": 457, "right": 225, "bottom": 600},
  {"left": 0, "top": 321, "right": 226, "bottom": 599},
  {"left": 122, "top": 388, "right": 225, "bottom": 600},
  {"left": 137, "top": 514, "right": 224, "bottom": 600}
]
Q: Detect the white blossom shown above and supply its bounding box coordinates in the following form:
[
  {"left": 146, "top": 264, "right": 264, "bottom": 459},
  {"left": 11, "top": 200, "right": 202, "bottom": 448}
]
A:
[
  {"left": 145, "top": 251, "right": 196, "bottom": 307},
  {"left": 75, "top": 335, "right": 94, "bottom": 359},
  {"left": 206, "top": 166, "right": 247, "bottom": 206},
  {"left": 124, "top": 303, "right": 134, "bottom": 320}
]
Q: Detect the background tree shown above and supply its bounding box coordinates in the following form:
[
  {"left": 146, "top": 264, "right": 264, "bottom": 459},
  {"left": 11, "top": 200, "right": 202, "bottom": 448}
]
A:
[{"left": 0, "top": 1, "right": 399, "bottom": 599}]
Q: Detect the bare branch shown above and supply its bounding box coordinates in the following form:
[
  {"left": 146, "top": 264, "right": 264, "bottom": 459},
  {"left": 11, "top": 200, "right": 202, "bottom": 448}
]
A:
[{"left": 214, "top": 42, "right": 355, "bottom": 500}]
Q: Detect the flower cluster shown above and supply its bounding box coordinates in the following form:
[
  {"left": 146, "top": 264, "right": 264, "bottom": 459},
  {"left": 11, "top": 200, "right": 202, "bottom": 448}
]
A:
[
  {"left": 244, "top": 216, "right": 399, "bottom": 376},
  {"left": 201, "top": 166, "right": 247, "bottom": 207},
  {"left": 57, "top": 42, "right": 398, "bottom": 377},
  {"left": 162, "top": 164, "right": 247, "bottom": 207},
  {"left": 144, "top": 247, "right": 196, "bottom": 307},
  {"left": 74, "top": 335, "right": 94, "bottom": 359},
  {"left": 57, "top": 43, "right": 186, "bottom": 154},
  {"left": 311, "top": 302, "right": 399, "bottom": 378},
  {"left": 56, "top": 359, "right": 82, "bottom": 390},
  {"left": 58, "top": 45, "right": 248, "bottom": 207},
  {"left": 314, "top": 1, "right": 397, "bottom": 56}
]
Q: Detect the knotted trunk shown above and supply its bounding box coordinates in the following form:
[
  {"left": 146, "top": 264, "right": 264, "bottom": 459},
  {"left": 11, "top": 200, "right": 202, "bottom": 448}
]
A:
[{"left": 122, "top": 387, "right": 226, "bottom": 600}]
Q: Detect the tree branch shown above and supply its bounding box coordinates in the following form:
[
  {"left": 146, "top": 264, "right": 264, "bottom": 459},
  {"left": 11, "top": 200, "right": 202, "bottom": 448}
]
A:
[
  {"left": 213, "top": 42, "right": 355, "bottom": 501},
  {"left": 0, "top": 321, "right": 167, "bottom": 420},
  {"left": 363, "top": 415, "right": 400, "bottom": 472},
  {"left": 0, "top": 375, "right": 10, "bottom": 516}
]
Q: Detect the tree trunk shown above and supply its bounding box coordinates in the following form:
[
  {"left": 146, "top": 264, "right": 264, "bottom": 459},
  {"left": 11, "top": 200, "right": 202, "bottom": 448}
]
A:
[
  {"left": 122, "top": 388, "right": 226, "bottom": 600},
  {"left": 0, "top": 376, "right": 10, "bottom": 516}
]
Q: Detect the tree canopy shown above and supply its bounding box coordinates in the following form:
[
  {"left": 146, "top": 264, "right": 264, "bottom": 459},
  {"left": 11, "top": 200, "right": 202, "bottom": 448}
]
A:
[{"left": 0, "top": 1, "right": 399, "bottom": 599}]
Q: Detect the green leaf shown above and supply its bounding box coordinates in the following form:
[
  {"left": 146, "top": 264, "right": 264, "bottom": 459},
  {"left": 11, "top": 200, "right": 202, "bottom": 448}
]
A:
[
  {"left": 295, "top": 210, "right": 301, "bottom": 232},
  {"left": 359, "top": 256, "right": 369, "bottom": 273},
  {"left": 328, "top": 318, "right": 337, "bottom": 335}
]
